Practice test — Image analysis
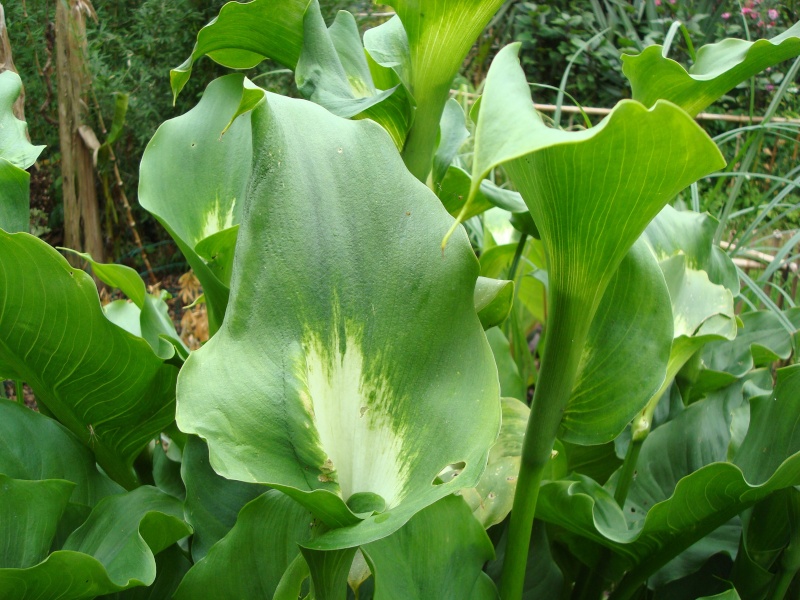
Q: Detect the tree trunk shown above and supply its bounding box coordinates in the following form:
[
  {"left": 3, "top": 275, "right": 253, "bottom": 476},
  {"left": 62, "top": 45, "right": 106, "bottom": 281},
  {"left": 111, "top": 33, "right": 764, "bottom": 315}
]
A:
[
  {"left": 0, "top": 3, "right": 27, "bottom": 124},
  {"left": 55, "top": 0, "right": 104, "bottom": 262}
]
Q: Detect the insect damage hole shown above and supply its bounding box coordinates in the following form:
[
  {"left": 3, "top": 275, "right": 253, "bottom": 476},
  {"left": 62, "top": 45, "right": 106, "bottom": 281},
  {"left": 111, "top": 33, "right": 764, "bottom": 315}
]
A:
[{"left": 432, "top": 461, "right": 467, "bottom": 485}]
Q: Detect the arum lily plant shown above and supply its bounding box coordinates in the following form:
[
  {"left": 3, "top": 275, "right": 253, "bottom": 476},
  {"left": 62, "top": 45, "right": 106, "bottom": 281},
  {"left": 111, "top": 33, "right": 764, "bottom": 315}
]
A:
[{"left": 4, "top": 3, "right": 800, "bottom": 599}]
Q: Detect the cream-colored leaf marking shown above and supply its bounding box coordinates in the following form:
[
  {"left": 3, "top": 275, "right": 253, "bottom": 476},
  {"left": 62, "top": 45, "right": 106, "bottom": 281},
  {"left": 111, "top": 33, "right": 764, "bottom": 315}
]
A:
[
  {"left": 199, "top": 193, "right": 237, "bottom": 241},
  {"left": 298, "top": 324, "right": 409, "bottom": 508}
]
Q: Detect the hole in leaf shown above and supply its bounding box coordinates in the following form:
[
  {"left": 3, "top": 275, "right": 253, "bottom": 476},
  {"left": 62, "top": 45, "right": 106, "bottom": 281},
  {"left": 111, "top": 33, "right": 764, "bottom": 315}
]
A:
[{"left": 432, "top": 461, "right": 466, "bottom": 485}]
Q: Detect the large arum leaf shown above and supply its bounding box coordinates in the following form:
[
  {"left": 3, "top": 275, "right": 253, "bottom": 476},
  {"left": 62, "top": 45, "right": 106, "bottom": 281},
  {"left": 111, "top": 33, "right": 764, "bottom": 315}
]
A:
[
  {"left": 467, "top": 43, "right": 722, "bottom": 461},
  {"left": 432, "top": 98, "right": 469, "bottom": 187},
  {"left": 384, "top": 0, "right": 507, "bottom": 180},
  {"left": 460, "top": 398, "right": 566, "bottom": 528},
  {"left": 474, "top": 276, "right": 514, "bottom": 329},
  {"left": 643, "top": 205, "right": 739, "bottom": 294},
  {"left": 362, "top": 495, "right": 497, "bottom": 599},
  {"left": 175, "top": 490, "right": 313, "bottom": 599},
  {"left": 296, "top": 6, "right": 410, "bottom": 149},
  {"left": 437, "top": 165, "right": 529, "bottom": 222},
  {"left": 697, "top": 311, "right": 793, "bottom": 391},
  {"left": 654, "top": 254, "right": 737, "bottom": 393},
  {"left": 0, "top": 486, "right": 191, "bottom": 599},
  {"left": 61, "top": 249, "right": 188, "bottom": 361},
  {"left": 181, "top": 436, "right": 267, "bottom": 562},
  {"left": 0, "top": 474, "right": 74, "bottom": 568},
  {"left": 471, "top": 44, "right": 724, "bottom": 313},
  {"left": 536, "top": 366, "right": 800, "bottom": 596},
  {"left": 176, "top": 84, "right": 500, "bottom": 549},
  {"left": 170, "top": 0, "right": 310, "bottom": 99},
  {"left": 0, "top": 71, "right": 44, "bottom": 233},
  {"left": 0, "top": 400, "right": 123, "bottom": 506},
  {"left": 140, "top": 74, "right": 254, "bottom": 334},
  {"left": 0, "top": 232, "right": 178, "bottom": 489},
  {"left": 562, "top": 240, "right": 673, "bottom": 444},
  {"left": 622, "top": 23, "right": 800, "bottom": 117}
]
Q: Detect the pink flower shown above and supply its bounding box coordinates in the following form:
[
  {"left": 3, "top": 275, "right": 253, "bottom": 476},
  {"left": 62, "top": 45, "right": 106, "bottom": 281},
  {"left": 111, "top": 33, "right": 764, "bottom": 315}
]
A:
[
  {"left": 768, "top": 8, "right": 779, "bottom": 19},
  {"left": 722, "top": 11, "right": 731, "bottom": 18},
  {"left": 741, "top": 6, "right": 754, "bottom": 14},
  {"left": 758, "top": 20, "right": 765, "bottom": 26},
  {"left": 767, "top": 83, "right": 775, "bottom": 91},
  {"left": 654, "top": 0, "right": 661, "bottom": 5}
]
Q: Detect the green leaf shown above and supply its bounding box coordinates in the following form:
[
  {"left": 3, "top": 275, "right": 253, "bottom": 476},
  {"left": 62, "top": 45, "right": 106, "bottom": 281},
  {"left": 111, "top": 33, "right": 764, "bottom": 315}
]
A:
[
  {"left": 622, "top": 23, "right": 800, "bottom": 116},
  {"left": 460, "top": 398, "right": 538, "bottom": 528},
  {"left": 363, "top": 16, "right": 411, "bottom": 91},
  {"left": 0, "top": 158, "right": 32, "bottom": 234},
  {"left": 175, "top": 490, "right": 314, "bottom": 599},
  {"left": 0, "top": 71, "right": 44, "bottom": 234},
  {"left": 0, "top": 71, "right": 44, "bottom": 169},
  {"left": 384, "top": 0, "right": 507, "bottom": 179},
  {"left": 475, "top": 276, "right": 514, "bottom": 329},
  {"left": 0, "top": 486, "right": 191, "bottom": 600},
  {"left": 296, "top": 6, "right": 410, "bottom": 149},
  {"left": 181, "top": 436, "right": 267, "bottom": 562},
  {"left": 643, "top": 205, "right": 739, "bottom": 294},
  {"left": 58, "top": 249, "right": 188, "bottom": 361},
  {"left": 697, "top": 590, "right": 741, "bottom": 600},
  {"left": 537, "top": 365, "right": 800, "bottom": 594},
  {"left": 433, "top": 99, "right": 469, "bottom": 187},
  {"left": 175, "top": 82, "right": 500, "bottom": 550},
  {"left": 140, "top": 74, "right": 257, "bottom": 334},
  {"left": 170, "top": 0, "right": 310, "bottom": 100},
  {"left": 301, "top": 546, "right": 357, "bottom": 600},
  {"left": 0, "top": 232, "right": 178, "bottom": 489},
  {"left": 0, "top": 474, "right": 74, "bottom": 568},
  {"left": 97, "top": 545, "right": 192, "bottom": 600},
  {"left": 697, "top": 311, "right": 793, "bottom": 391},
  {"left": 485, "top": 522, "right": 564, "bottom": 599},
  {"left": 362, "top": 494, "right": 496, "bottom": 599},
  {"left": 437, "top": 166, "right": 528, "bottom": 221},
  {"left": 0, "top": 400, "right": 123, "bottom": 507},
  {"left": 60, "top": 248, "right": 146, "bottom": 307},
  {"left": 562, "top": 240, "right": 674, "bottom": 445},
  {"left": 486, "top": 328, "right": 526, "bottom": 402}
]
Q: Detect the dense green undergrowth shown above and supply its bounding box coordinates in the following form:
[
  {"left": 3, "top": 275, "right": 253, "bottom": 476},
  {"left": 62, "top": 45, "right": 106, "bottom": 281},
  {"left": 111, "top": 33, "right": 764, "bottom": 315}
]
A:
[{"left": 3, "top": 2, "right": 800, "bottom": 599}]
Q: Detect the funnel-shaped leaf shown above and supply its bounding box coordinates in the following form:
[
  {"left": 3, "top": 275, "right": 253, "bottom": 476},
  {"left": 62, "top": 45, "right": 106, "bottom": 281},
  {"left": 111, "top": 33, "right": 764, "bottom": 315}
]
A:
[
  {"left": 170, "top": 0, "right": 310, "bottom": 99},
  {"left": 622, "top": 23, "right": 800, "bottom": 116},
  {"left": 471, "top": 43, "right": 723, "bottom": 442},
  {"left": 175, "top": 83, "right": 500, "bottom": 550},
  {"left": 472, "top": 44, "right": 725, "bottom": 317},
  {"left": 0, "top": 71, "right": 45, "bottom": 233},
  {"left": 0, "top": 232, "right": 178, "bottom": 489},
  {"left": 383, "top": 0, "right": 506, "bottom": 179},
  {"left": 140, "top": 75, "right": 255, "bottom": 333},
  {"left": 562, "top": 240, "right": 673, "bottom": 445},
  {"left": 296, "top": 7, "right": 411, "bottom": 149}
]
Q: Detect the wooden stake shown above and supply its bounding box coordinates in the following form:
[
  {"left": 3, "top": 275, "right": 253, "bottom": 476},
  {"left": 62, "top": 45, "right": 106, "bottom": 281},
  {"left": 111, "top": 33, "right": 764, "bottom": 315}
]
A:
[{"left": 55, "top": 0, "right": 104, "bottom": 264}]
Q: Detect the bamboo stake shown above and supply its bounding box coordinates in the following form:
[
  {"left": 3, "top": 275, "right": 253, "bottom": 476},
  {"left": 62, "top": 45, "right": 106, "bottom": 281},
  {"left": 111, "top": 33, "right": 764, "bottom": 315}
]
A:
[{"left": 88, "top": 88, "right": 156, "bottom": 283}]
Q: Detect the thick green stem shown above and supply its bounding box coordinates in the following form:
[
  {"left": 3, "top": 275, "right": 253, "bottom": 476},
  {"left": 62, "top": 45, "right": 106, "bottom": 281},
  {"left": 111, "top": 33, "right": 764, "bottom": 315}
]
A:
[
  {"left": 500, "top": 295, "right": 593, "bottom": 599},
  {"left": 770, "top": 497, "right": 800, "bottom": 600},
  {"left": 401, "top": 90, "right": 448, "bottom": 183},
  {"left": 15, "top": 380, "right": 24, "bottom": 405},
  {"left": 614, "top": 440, "right": 643, "bottom": 508},
  {"left": 769, "top": 567, "right": 799, "bottom": 600}
]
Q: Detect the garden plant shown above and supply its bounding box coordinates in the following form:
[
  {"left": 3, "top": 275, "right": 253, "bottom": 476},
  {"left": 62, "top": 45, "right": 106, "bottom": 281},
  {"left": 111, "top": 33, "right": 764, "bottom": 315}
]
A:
[{"left": 4, "top": 1, "right": 800, "bottom": 599}]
